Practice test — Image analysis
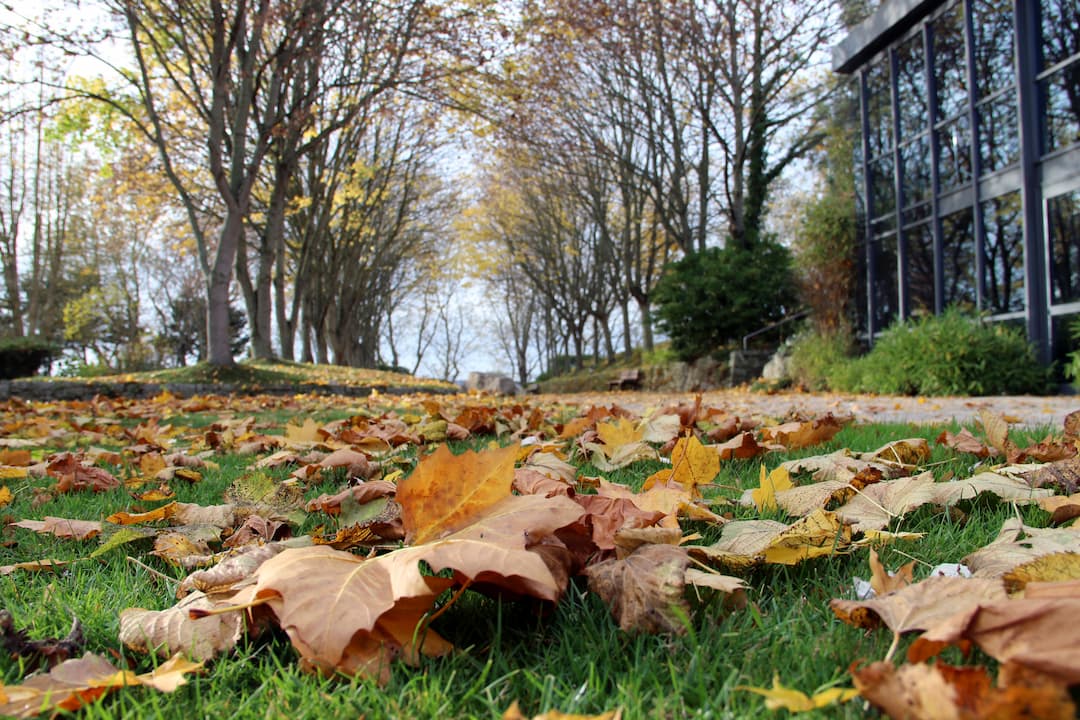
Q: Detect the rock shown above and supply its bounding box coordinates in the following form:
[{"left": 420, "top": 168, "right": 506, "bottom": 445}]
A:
[{"left": 465, "top": 372, "right": 519, "bottom": 396}]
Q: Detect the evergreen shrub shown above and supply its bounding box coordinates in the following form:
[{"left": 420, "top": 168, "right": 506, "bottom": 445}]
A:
[
  {"left": 833, "top": 310, "right": 1050, "bottom": 396},
  {"left": 653, "top": 242, "right": 796, "bottom": 361}
]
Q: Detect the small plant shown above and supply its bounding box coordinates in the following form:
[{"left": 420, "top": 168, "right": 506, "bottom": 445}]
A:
[
  {"left": 834, "top": 309, "right": 1050, "bottom": 396},
  {"left": 787, "top": 330, "right": 855, "bottom": 391},
  {"left": 1065, "top": 316, "right": 1080, "bottom": 388}
]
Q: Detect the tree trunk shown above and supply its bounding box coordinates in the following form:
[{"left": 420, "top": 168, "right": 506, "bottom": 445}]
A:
[{"left": 206, "top": 212, "right": 244, "bottom": 366}]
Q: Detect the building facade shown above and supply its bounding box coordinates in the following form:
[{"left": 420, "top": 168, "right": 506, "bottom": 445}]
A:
[{"left": 833, "top": 0, "right": 1080, "bottom": 363}]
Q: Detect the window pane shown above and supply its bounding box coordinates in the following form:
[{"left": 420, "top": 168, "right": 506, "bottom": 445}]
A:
[
  {"left": 936, "top": 115, "right": 973, "bottom": 190},
  {"left": 1041, "top": 0, "right": 1080, "bottom": 70},
  {"left": 978, "top": 95, "right": 1019, "bottom": 172},
  {"left": 870, "top": 154, "right": 895, "bottom": 218},
  {"left": 896, "top": 35, "right": 928, "bottom": 141},
  {"left": 901, "top": 136, "right": 931, "bottom": 207},
  {"left": 981, "top": 192, "right": 1025, "bottom": 313},
  {"left": 933, "top": 4, "right": 969, "bottom": 121},
  {"left": 1041, "top": 62, "right": 1080, "bottom": 154},
  {"left": 866, "top": 60, "right": 893, "bottom": 157},
  {"left": 973, "top": 0, "right": 1014, "bottom": 98},
  {"left": 942, "top": 208, "right": 977, "bottom": 308},
  {"left": 873, "top": 233, "right": 899, "bottom": 328},
  {"left": 905, "top": 223, "right": 935, "bottom": 314},
  {"left": 1049, "top": 190, "right": 1080, "bottom": 304}
]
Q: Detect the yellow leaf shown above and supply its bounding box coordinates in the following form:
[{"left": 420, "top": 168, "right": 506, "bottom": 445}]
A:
[
  {"left": 737, "top": 674, "right": 859, "bottom": 711},
  {"left": 763, "top": 510, "right": 851, "bottom": 565},
  {"left": 0, "top": 486, "right": 11, "bottom": 507},
  {"left": 665, "top": 434, "right": 720, "bottom": 495},
  {"left": 595, "top": 418, "right": 643, "bottom": 450},
  {"left": 0, "top": 467, "right": 27, "bottom": 480},
  {"left": 285, "top": 418, "right": 323, "bottom": 444},
  {"left": 749, "top": 465, "right": 793, "bottom": 512}
]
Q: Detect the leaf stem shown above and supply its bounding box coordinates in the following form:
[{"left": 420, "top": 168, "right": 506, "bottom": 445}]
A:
[{"left": 188, "top": 596, "right": 271, "bottom": 619}]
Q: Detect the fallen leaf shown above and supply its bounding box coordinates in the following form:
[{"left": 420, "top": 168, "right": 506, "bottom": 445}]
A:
[
  {"left": 585, "top": 544, "right": 743, "bottom": 634},
  {"left": 743, "top": 465, "right": 794, "bottom": 512},
  {"left": 759, "top": 414, "right": 847, "bottom": 450},
  {"left": 853, "top": 660, "right": 1075, "bottom": 720},
  {"left": 397, "top": 443, "right": 517, "bottom": 544},
  {"left": 1024, "top": 456, "right": 1080, "bottom": 494},
  {"left": 10, "top": 517, "right": 102, "bottom": 541},
  {"left": 120, "top": 590, "right": 248, "bottom": 661},
  {"left": 502, "top": 700, "right": 621, "bottom": 720},
  {"left": 964, "top": 518, "right": 1080, "bottom": 577},
  {"left": 831, "top": 575, "right": 1007, "bottom": 633},
  {"left": 736, "top": 674, "right": 858, "bottom": 711}
]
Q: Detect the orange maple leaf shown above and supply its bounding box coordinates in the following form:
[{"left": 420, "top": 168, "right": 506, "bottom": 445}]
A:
[{"left": 397, "top": 443, "right": 518, "bottom": 545}]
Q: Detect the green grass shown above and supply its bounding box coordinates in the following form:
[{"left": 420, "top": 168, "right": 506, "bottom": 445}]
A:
[
  {"left": 23, "top": 358, "right": 458, "bottom": 392},
  {"left": 0, "top": 403, "right": 1061, "bottom": 718}
]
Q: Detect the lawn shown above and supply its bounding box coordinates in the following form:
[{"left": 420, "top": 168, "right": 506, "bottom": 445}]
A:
[{"left": 0, "top": 391, "right": 1074, "bottom": 719}]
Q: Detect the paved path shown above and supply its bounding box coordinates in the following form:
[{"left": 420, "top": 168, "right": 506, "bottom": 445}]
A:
[{"left": 545, "top": 389, "right": 1080, "bottom": 429}]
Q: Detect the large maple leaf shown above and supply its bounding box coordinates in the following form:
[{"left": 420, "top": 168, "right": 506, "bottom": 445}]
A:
[{"left": 397, "top": 443, "right": 518, "bottom": 544}]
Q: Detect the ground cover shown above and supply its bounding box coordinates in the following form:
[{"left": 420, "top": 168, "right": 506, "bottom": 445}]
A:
[{"left": 0, "top": 390, "right": 1078, "bottom": 718}]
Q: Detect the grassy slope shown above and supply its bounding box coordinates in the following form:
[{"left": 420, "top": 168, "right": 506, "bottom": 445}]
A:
[
  {"left": 24, "top": 359, "right": 458, "bottom": 392},
  {"left": 0, "top": 407, "right": 1055, "bottom": 719}
]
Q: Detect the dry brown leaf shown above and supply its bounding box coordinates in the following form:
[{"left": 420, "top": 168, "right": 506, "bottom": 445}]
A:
[
  {"left": 713, "top": 431, "right": 765, "bottom": 460},
  {"left": 1036, "top": 494, "right": 1080, "bottom": 525},
  {"left": 9, "top": 517, "right": 102, "bottom": 541},
  {"left": 398, "top": 493, "right": 585, "bottom": 601},
  {"left": 120, "top": 590, "right": 248, "bottom": 661},
  {"left": 0, "top": 652, "right": 202, "bottom": 718},
  {"left": 522, "top": 451, "right": 578, "bottom": 485},
  {"left": 834, "top": 472, "right": 939, "bottom": 532},
  {"left": 937, "top": 427, "right": 996, "bottom": 458},
  {"left": 305, "top": 481, "right": 396, "bottom": 515},
  {"left": 858, "top": 437, "right": 932, "bottom": 466},
  {"left": 1024, "top": 456, "right": 1080, "bottom": 494},
  {"left": 585, "top": 544, "right": 742, "bottom": 634},
  {"left": 397, "top": 443, "right": 517, "bottom": 545},
  {"left": 177, "top": 540, "right": 301, "bottom": 597},
  {"left": 964, "top": 518, "right": 1080, "bottom": 577},
  {"left": 759, "top": 414, "right": 847, "bottom": 450},
  {"left": 853, "top": 660, "right": 1075, "bottom": 720},
  {"left": 868, "top": 547, "right": 915, "bottom": 596},
  {"left": 920, "top": 594, "right": 1080, "bottom": 684},
  {"left": 930, "top": 472, "right": 1053, "bottom": 506},
  {"left": 831, "top": 575, "right": 1007, "bottom": 633},
  {"left": 574, "top": 495, "right": 667, "bottom": 550},
  {"left": 248, "top": 545, "right": 453, "bottom": 684},
  {"left": 171, "top": 502, "right": 237, "bottom": 529},
  {"left": 514, "top": 468, "right": 574, "bottom": 497},
  {"left": 584, "top": 441, "right": 660, "bottom": 471}
]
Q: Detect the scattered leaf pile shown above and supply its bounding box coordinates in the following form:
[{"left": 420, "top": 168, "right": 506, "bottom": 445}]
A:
[{"left": 0, "top": 391, "right": 1078, "bottom": 717}]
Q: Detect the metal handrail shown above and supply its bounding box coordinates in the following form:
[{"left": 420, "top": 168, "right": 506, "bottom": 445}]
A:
[{"left": 741, "top": 309, "right": 810, "bottom": 351}]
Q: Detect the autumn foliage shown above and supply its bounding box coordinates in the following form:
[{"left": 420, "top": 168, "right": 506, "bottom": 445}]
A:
[{"left": 0, "top": 390, "right": 1079, "bottom": 717}]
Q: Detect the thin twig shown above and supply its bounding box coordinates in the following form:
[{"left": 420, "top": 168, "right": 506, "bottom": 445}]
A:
[{"left": 125, "top": 555, "right": 178, "bottom": 586}]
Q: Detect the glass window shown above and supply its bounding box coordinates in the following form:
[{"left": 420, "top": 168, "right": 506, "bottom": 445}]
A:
[
  {"left": 873, "top": 233, "right": 899, "bottom": 328},
  {"left": 905, "top": 223, "right": 936, "bottom": 314},
  {"left": 933, "top": 4, "right": 969, "bottom": 121},
  {"left": 936, "top": 115, "right": 973, "bottom": 190},
  {"left": 1041, "top": 63, "right": 1080, "bottom": 153},
  {"left": 978, "top": 95, "right": 1019, "bottom": 172},
  {"left": 973, "top": 0, "right": 1014, "bottom": 98},
  {"left": 870, "top": 154, "right": 895, "bottom": 218},
  {"left": 1049, "top": 190, "right": 1080, "bottom": 304},
  {"left": 1041, "top": 0, "right": 1080, "bottom": 70},
  {"left": 901, "top": 136, "right": 932, "bottom": 208},
  {"left": 866, "top": 60, "right": 893, "bottom": 157},
  {"left": 942, "top": 208, "right": 977, "bottom": 308},
  {"left": 981, "top": 192, "right": 1025, "bottom": 314},
  {"left": 896, "top": 35, "right": 929, "bottom": 142}
]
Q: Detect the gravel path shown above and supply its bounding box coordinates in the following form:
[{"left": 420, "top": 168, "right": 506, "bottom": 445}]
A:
[{"left": 542, "top": 389, "right": 1080, "bottom": 429}]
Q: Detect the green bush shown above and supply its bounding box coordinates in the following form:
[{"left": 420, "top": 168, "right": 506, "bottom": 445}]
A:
[
  {"left": 0, "top": 337, "right": 57, "bottom": 379},
  {"left": 652, "top": 242, "right": 796, "bottom": 361},
  {"left": 832, "top": 310, "right": 1050, "bottom": 396},
  {"left": 787, "top": 330, "right": 855, "bottom": 391}
]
